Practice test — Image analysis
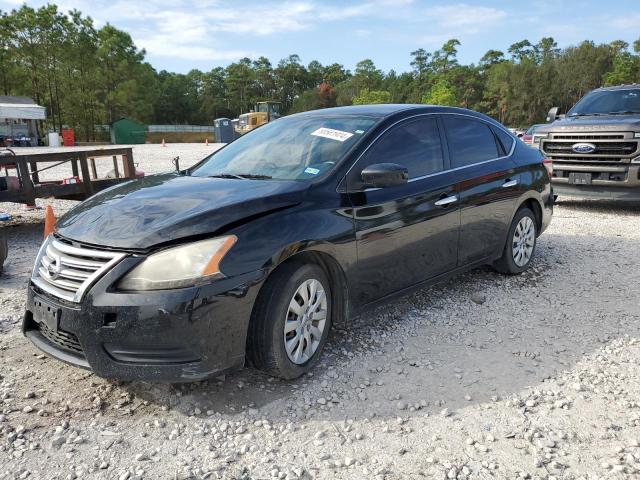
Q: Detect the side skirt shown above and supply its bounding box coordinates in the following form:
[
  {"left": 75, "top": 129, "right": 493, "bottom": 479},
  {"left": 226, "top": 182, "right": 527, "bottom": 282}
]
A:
[{"left": 350, "top": 255, "right": 499, "bottom": 318}]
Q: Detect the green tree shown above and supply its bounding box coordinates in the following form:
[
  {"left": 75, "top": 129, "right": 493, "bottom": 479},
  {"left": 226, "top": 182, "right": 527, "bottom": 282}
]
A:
[
  {"left": 352, "top": 88, "right": 392, "bottom": 105},
  {"left": 508, "top": 39, "right": 535, "bottom": 62},
  {"left": 431, "top": 39, "right": 461, "bottom": 73},
  {"left": 225, "top": 58, "right": 254, "bottom": 115},
  {"left": 354, "top": 59, "right": 383, "bottom": 92},
  {"left": 422, "top": 78, "right": 457, "bottom": 106},
  {"left": 96, "top": 24, "right": 151, "bottom": 123},
  {"left": 323, "top": 63, "right": 350, "bottom": 86},
  {"left": 480, "top": 49, "right": 505, "bottom": 66}
]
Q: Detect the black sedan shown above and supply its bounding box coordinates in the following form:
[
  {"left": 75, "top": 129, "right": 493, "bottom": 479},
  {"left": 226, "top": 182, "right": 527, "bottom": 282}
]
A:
[{"left": 23, "top": 105, "right": 553, "bottom": 381}]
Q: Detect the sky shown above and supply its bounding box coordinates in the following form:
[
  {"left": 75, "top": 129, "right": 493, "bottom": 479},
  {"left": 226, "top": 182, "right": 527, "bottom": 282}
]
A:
[{"left": 2, "top": 0, "right": 640, "bottom": 74}]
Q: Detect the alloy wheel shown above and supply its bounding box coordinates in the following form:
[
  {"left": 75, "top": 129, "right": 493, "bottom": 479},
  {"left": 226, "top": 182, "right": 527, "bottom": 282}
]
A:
[
  {"left": 284, "top": 278, "right": 328, "bottom": 365},
  {"left": 512, "top": 216, "right": 535, "bottom": 267}
]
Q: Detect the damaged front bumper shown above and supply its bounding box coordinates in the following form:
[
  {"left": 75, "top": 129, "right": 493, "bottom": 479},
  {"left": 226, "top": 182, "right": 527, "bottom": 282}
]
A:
[{"left": 23, "top": 261, "right": 265, "bottom": 382}]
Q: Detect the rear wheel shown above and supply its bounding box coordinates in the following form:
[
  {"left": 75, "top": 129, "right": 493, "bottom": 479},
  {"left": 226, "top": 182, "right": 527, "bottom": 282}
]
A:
[
  {"left": 493, "top": 207, "right": 537, "bottom": 274},
  {"left": 247, "top": 262, "right": 332, "bottom": 379}
]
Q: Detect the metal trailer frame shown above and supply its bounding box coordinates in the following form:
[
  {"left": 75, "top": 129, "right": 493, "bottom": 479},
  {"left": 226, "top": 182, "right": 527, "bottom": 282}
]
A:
[{"left": 0, "top": 148, "right": 136, "bottom": 205}]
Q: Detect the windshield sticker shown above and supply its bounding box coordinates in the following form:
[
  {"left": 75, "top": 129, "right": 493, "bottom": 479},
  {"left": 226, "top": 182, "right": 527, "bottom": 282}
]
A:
[
  {"left": 304, "top": 167, "right": 320, "bottom": 175},
  {"left": 355, "top": 129, "right": 365, "bottom": 134},
  {"left": 311, "top": 127, "right": 354, "bottom": 142}
]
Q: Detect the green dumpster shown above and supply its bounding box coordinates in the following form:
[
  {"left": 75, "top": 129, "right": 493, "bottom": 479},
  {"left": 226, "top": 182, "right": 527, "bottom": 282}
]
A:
[{"left": 111, "top": 118, "right": 146, "bottom": 145}]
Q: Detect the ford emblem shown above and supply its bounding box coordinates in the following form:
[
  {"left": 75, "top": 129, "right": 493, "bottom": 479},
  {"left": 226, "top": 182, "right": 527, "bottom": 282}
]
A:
[{"left": 572, "top": 142, "right": 596, "bottom": 154}]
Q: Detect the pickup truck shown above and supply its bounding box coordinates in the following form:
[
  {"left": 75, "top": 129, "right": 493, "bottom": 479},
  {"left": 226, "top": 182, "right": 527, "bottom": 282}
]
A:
[{"left": 538, "top": 84, "right": 640, "bottom": 200}]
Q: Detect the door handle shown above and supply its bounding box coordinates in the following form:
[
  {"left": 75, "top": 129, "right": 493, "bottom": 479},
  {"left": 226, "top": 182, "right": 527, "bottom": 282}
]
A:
[
  {"left": 434, "top": 194, "right": 458, "bottom": 206},
  {"left": 502, "top": 179, "right": 519, "bottom": 188}
]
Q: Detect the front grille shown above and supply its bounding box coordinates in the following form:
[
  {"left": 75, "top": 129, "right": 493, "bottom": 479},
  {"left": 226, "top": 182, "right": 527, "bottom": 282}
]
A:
[
  {"left": 552, "top": 134, "right": 625, "bottom": 140},
  {"left": 31, "top": 237, "right": 126, "bottom": 303},
  {"left": 38, "top": 322, "right": 84, "bottom": 356},
  {"left": 541, "top": 131, "right": 639, "bottom": 165},
  {"left": 543, "top": 142, "right": 637, "bottom": 157},
  {"left": 545, "top": 156, "right": 624, "bottom": 163}
]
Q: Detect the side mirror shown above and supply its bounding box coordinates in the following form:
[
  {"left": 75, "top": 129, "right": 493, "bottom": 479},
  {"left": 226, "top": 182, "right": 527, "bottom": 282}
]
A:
[
  {"left": 547, "top": 106, "right": 560, "bottom": 122},
  {"left": 361, "top": 163, "right": 408, "bottom": 188},
  {"left": 517, "top": 133, "right": 524, "bottom": 138}
]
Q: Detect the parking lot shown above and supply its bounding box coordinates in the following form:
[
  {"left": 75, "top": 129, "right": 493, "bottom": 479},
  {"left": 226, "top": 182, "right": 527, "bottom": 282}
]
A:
[{"left": 1, "top": 145, "right": 640, "bottom": 479}]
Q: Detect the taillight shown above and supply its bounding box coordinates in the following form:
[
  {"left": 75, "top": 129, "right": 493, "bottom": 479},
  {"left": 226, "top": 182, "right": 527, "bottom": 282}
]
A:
[{"left": 543, "top": 158, "right": 553, "bottom": 176}]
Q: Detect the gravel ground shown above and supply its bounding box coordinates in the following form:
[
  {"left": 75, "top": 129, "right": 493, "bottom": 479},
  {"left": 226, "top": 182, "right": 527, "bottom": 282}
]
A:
[{"left": 1, "top": 145, "right": 640, "bottom": 479}]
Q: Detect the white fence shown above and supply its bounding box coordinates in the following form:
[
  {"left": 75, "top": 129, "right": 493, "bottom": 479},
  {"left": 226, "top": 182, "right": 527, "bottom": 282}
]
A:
[{"left": 148, "top": 125, "right": 215, "bottom": 133}]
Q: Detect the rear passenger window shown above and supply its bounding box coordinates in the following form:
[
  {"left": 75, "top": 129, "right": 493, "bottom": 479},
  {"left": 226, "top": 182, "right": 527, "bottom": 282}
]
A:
[
  {"left": 443, "top": 116, "right": 499, "bottom": 168},
  {"left": 360, "top": 117, "right": 444, "bottom": 179},
  {"left": 492, "top": 126, "right": 514, "bottom": 155}
]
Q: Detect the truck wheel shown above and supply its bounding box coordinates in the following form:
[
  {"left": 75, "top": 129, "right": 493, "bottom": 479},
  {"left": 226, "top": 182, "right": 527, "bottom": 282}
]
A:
[
  {"left": 493, "top": 207, "right": 537, "bottom": 275},
  {"left": 0, "top": 235, "right": 7, "bottom": 274},
  {"left": 247, "top": 262, "right": 332, "bottom": 379}
]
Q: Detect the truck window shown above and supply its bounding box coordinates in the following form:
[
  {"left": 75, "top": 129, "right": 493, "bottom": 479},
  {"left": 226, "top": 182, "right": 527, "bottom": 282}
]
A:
[{"left": 568, "top": 88, "right": 640, "bottom": 116}]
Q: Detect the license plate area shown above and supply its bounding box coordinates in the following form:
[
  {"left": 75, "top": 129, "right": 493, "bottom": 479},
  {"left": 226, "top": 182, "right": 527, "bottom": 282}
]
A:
[
  {"left": 569, "top": 172, "right": 592, "bottom": 185},
  {"left": 32, "top": 295, "right": 61, "bottom": 332}
]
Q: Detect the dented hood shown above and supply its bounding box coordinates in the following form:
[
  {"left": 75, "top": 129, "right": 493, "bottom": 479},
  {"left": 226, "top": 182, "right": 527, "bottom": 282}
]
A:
[{"left": 56, "top": 173, "right": 307, "bottom": 249}]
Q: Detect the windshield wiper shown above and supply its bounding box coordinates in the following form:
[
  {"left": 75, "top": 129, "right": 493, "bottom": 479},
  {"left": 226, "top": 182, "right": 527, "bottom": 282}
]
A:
[
  {"left": 207, "top": 173, "right": 273, "bottom": 180},
  {"left": 606, "top": 110, "right": 640, "bottom": 115},
  {"left": 208, "top": 173, "right": 244, "bottom": 179},
  {"left": 568, "top": 113, "right": 607, "bottom": 117},
  {"left": 236, "top": 174, "right": 272, "bottom": 179}
]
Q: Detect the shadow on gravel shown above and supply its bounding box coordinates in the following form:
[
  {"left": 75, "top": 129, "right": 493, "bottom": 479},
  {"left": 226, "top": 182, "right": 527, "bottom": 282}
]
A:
[
  {"left": 0, "top": 223, "right": 42, "bottom": 293},
  {"left": 125, "top": 230, "right": 640, "bottom": 423},
  {"left": 556, "top": 198, "right": 640, "bottom": 214},
  {"left": 3, "top": 220, "right": 640, "bottom": 426}
]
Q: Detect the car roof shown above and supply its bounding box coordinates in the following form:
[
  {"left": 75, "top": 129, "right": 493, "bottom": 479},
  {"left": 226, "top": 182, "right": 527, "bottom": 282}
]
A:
[
  {"left": 291, "top": 104, "right": 498, "bottom": 122},
  {"left": 593, "top": 84, "right": 640, "bottom": 92}
]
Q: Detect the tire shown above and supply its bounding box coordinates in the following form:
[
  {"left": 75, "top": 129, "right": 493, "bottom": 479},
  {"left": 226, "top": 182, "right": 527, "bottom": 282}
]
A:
[
  {"left": 493, "top": 207, "right": 537, "bottom": 274},
  {"left": 247, "top": 262, "right": 332, "bottom": 379}
]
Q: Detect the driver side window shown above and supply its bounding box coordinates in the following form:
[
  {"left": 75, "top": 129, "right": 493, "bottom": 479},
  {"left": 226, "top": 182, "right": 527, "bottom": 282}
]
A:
[{"left": 353, "top": 117, "right": 445, "bottom": 187}]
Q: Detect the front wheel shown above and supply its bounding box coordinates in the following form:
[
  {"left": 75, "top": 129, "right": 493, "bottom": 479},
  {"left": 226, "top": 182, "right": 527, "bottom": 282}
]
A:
[
  {"left": 247, "top": 262, "right": 332, "bottom": 379},
  {"left": 493, "top": 207, "right": 537, "bottom": 274}
]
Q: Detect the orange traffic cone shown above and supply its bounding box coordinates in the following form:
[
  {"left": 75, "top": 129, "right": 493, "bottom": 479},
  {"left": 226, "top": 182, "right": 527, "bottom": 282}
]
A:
[
  {"left": 44, "top": 205, "right": 56, "bottom": 238},
  {"left": 205, "top": 138, "right": 209, "bottom": 146},
  {"left": 161, "top": 138, "right": 166, "bottom": 147}
]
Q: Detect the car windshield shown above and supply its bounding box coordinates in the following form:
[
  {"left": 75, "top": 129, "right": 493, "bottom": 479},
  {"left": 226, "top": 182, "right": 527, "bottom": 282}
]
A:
[
  {"left": 568, "top": 88, "right": 640, "bottom": 116},
  {"left": 190, "top": 115, "right": 377, "bottom": 181}
]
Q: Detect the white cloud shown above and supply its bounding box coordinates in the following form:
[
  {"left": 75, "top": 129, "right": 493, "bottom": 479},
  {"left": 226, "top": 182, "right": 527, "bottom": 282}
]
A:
[
  {"left": 0, "top": 0, "right": 509, "bottom": 65},
  {"left": 426, "top": 4, "right": 507, "bottom": 31},
  {"left": 610, "top": 14, "right": 640, "bottom": 31}
]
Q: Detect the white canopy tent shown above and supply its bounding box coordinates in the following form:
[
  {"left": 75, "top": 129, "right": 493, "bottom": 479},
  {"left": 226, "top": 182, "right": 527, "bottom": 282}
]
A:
[
  {"left": 0, "top": 96, "right": 45, "bottom": 144},
  {"left": 0, "top": 96, "right": 46, "bottom": 120},
  {"left": 0, "top": 102, "right": 46, "bottom": 120}
]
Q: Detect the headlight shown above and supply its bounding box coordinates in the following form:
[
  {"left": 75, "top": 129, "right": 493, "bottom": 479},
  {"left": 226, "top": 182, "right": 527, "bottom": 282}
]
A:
[
  {"left": 635, "top": 133, "right": 640, "bottom": 138},
  {"left": 118, "top": 235, "right": 237, "bottom": 291}
]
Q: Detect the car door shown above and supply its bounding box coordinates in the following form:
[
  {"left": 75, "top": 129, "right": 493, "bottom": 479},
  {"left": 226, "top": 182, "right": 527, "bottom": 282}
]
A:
[
  {"left": 441, "top": 115, "right": 521, "bottom": 266},
  {"left": 345, "top": 115, "right": 461, "bottom": 305}
]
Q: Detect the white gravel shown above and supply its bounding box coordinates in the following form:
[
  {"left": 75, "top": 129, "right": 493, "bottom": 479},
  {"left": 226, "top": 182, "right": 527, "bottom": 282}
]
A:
[{"left": 1, "top": 145, "right": 640, "bottom": 479}]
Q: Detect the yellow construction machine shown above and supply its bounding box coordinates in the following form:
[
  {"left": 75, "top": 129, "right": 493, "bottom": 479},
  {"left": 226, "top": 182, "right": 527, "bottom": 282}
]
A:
[{"left": 234, "top": 101, "right": 282, "bottom": 135}]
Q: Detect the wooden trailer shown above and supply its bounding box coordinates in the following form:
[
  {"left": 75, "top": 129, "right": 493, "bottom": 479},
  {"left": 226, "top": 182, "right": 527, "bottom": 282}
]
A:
[
  {"left": 0, "top": 147, "right": 137, "bottom": 205},
  {"left": 0, "top": 148, "right": 139, "bottom": 272}
]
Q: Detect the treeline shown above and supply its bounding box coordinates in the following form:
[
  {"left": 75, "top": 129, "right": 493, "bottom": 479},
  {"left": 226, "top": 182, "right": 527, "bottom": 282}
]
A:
[{"left": 3, "top": 4, "right": 640, "bottom": 141}]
